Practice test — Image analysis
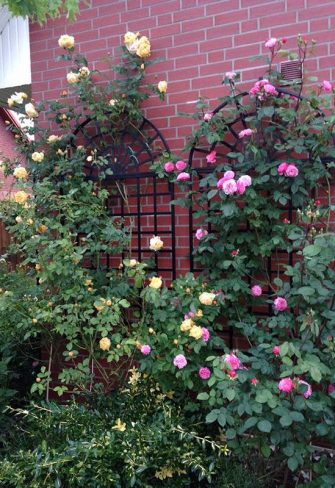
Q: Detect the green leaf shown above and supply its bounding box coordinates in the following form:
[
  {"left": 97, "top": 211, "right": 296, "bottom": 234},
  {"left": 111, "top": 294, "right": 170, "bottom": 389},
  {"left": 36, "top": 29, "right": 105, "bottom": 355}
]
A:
[
  {"left": 279, "top": 415, "right": 293, "bottom": 427},
  {"left": 197, "top": 392, "right": 209, "bottom": 401},
  {"left": 288, "top": 456, "right": 299, "bottom": 471},
  {"left": 257, "top": 420, "right": 272, "bottom": 433},
  {"left": 206, "top": 410, "right": 219, "bottom": 423},
  {"left": 303, "top": 245, "right": 321, "bottom": 257},
  {"left": 217, "top": 412, "right": 227, "bottom": 427},
  {"left": 225, "top": 428, "right": 236, "bottom": 439}
]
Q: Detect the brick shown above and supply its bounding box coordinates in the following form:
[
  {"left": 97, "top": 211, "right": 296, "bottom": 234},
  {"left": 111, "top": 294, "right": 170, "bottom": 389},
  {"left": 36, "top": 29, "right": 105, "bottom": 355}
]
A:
[
  {"left": 206, "top": 0, "right": 240, "bottom": 15},
  {"left": 250, "top": 1, "right": 285, "bottom": 19},
  {"left": 260, "top": 11, "right": 296, "bottom": 28},
  {"left": 182, "top": 17, "right": 213, "bottom": 33},
  {"left": 299, "top": 5, "right": 334, "bottom": 20},
  {"left": 173, "top": 6, "right": 205, "bottom": 22}
]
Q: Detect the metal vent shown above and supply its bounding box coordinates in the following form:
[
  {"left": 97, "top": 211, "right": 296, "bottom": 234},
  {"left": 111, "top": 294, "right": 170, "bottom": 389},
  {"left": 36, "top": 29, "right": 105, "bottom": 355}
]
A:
[{"left": 280, "top": 60, "right": 302, "bottom": 83}]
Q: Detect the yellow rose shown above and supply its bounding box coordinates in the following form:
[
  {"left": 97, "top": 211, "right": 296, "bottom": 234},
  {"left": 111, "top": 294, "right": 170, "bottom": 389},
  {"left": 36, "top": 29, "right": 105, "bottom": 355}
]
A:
[
  {"left": 37, "top": 224, "right": 48, "bottom": 234},
  {"left": 109, "top": 99, "right": 117, "bottom": 107},
  {"left": 25, "top": 103, "right": 38, "bottom": 118},
  {"left": 8, "top": 92, "right": 27, "bottom": 107},
  {"left": 180, "top": 318, "right": 194, "bottom": 332},
  {"left": 136, "top": 36, "right": 151, "bottom": 58},
  {"left": 112, "top": 418, "right": 126, "bottom": 432},
  {"left": 128, "top": 259, "right": 138, "bottom": 267},
  {"left": 189, "top": 325, "right": 203, "bottom": 340},
  {"left": 158, "top": 81, "right": 167, "bottom": 93},
  {"left": 14, "top": 191, "right": 29, "bottom": 205},
  {"left": 15, "top": 216, "right": 23, "bottom": 223},
  {"left": 13, "top": 166, "right": 28, "bottom": 180},
  {"left": 149, "top": 276, "right": 162, "bottom": 289},
  {"left": 149, "top": 235, "right": 163, "bottom": 251},
  {"left": 31, "top": 151, "right": 44, "bottom": 162},
  {"left": 79, "top": 66, "right": 90, "bottom": 78},
  {"left": 124, "top": 31, "right": 138, "bottom": 45},
  {"left": 99, "top": 337, "right": 111, "bottom": 351},
  {"left": 67, "top": 72, "right": 79, "bottom": 84},
  {"left": 7, "top": 98, "right": 14, "bottom": 108},
  {"left": 47, "top": 135, "right": 61, "bottom": 144},
  {"left": 199, "top": 292, "right": 216, "bottom": 306},
  {"left": 196, "top": 309, "right": 203, "bottom": 318},
  {"left": 58, "top": 34, "right": 75, "bottom": 49}
]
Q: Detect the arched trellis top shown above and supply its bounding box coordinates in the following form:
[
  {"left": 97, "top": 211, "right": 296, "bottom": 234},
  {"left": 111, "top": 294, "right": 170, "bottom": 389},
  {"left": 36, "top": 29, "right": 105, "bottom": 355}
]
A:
[
  {"left": 74, "top": 115, "right": 170, "bottom": 179},
  {"left": 188, "top": 88, "right": 333, "bottom": 168}
]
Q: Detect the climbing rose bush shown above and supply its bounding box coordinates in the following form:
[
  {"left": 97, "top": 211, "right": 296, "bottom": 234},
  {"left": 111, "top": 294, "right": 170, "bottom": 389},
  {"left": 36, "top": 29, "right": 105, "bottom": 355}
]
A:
[{"left": 148, "top": 36, "right": 335, "bottom": 483}]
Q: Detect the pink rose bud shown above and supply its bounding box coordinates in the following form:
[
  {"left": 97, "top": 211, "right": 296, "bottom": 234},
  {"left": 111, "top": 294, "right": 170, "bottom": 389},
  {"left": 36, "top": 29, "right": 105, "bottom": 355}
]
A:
[
  {"left": 272, "top": 346, "right": 280, "bottom": 356},
  {"left": 201, "top": 327, "right": 210, "bottom": 342},
  {"left": 264, "top": 83, "right": 278, "bottom": 96},
  {"left": 195, "top": 228, "right": 208, "bottom": 240},
  {"left": 224, "top": 353, "right": 241, "bottom": 370},
  {"left": 298, "top": 379, "right": 312, "bottom": 399},
  {"left": 236, "top": 180, "right": 246, "bottom": 195},
  {"left": 140, "top": 344, "right": 151, "bottom": 355},
  {"left": 222, "top": 179, "right": 237, "bottom": 195},
  {"left": 322, "top": 80, "right": 332, "bottom": 93},
  {"left": 238, "top": 175, "right": 252, "bottom": 187},
  {"left": 328, "top": 384, "right": 335, "bottom": 395},
  {"left": 204, "top": 112, "right": 213, "bottom": 121},
  {"left": 251, "top": 285, "right": 262, "bottom": 297},
  {"left": 274, "top": 297, "right": 288, "bottom": 312},
  {"left": 251, "top": 377, "right": 258, "bottom": 385},
  {"left": 199, "top": 367, "right": 211, "bottom": 380},
  {"left": 285, "top": 164, "right": 299, "bottom": 177},
  {"left": 229, "top": 369, "right": 237, "bottom": 379},
  {"left": 164, "top": 161, "right": 175, "bottom": 173},
  {"left": 206, "top": 150, "right": 217, "bottom": 164},
  {"left": 225, "top": 71, "right": 236, "bottom": 80},
  {"left": 176, "top": 172, "right": 190, "bottom": 182},
  {"left": 278, "top": 162, "right": 289, "bottom": 175},
  {"left": 173, "top": 354, "right": 187, "bottom": 369},
  {"left": 265, "top": 37, "right": 277, "bottom": 48},
  {"left": 238, "top": 128, "right": 253, "bottom": 138},
  {"left": 175, "top": 160, "right": 187, "bottom": 171},
  {"left": 278, "top": 377, "right": 294, "bottom": 393}
]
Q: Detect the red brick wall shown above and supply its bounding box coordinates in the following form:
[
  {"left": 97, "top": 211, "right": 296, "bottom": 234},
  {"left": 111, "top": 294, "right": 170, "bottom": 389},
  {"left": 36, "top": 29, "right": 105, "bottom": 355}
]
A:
[{"left": 29, "top": 0, "right": 335, "bottom": 274}]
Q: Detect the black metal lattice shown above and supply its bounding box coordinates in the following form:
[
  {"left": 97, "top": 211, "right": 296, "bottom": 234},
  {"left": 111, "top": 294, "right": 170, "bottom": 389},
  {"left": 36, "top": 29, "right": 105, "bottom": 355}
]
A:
[
  {"left": 74, "top": 116, "right": 176, "bottom": 280},
  {"left": 187, "top": 89, "right": 331, "bottom": 347}
]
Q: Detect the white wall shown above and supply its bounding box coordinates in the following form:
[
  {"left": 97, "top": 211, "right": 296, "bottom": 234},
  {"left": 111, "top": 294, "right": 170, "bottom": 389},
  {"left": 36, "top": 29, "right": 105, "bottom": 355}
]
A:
[{"left": 0, "top": 7, "right": 31, "bottom": 89}]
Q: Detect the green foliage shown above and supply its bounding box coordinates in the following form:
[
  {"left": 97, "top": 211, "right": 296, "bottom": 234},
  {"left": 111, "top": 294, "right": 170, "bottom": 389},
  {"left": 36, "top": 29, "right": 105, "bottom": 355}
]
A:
[
  {"left": 0, "top": 378, "right": 228, "bottom": 487},
  {"left": 149, "top": 38, "right": 335, "bottom": 483},
  {"left": 0, "top": 0, "right": 82, "bottom": 23}
]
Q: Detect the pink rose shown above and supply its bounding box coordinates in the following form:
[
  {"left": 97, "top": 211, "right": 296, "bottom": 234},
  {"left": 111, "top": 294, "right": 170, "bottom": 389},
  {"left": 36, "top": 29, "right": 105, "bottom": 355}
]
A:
[
  {"left": 199, "top": 367, "right": 211, "bottom": 380},
  {"left": 236, "top": 180, "right": 246, "bottom": 195},
  {"left": 201, "top": 327, "right": 210, "bottom": 342},
  {"left": 285, "top": 164, "right": 299, "bottom": 177},
  {"left": 206, "top": 150, "right": 217, "bottom": 164},
  {"left": 251, "top": 377, "right": 258, "bottom": 385},
  {"left": 164, "top": 161, "right": 175, "bottom": 173},
  {"left": 265, "top": 37, "right": 277, "bottom": 48},
  {"left": 217, "top": 171, "right": 235, "bottom": 189},
  {"left": 141, "top": 344, "right": 151, "bottom": 355},
  {"left": 272, "top": 345, "right": 280, "bottom": 356},
  {"left": 177, "top": 172, "right": 190, "bottom": 182},
  {"left": 222, "top": 178, "right": 237, "bottom": 195},
  {"left": 298, "top": 379, "right": 312, "bottom": 399},
  {"left": 224, "top": 353, "right": 241, "bottom": 370},
  {"left": 195, "top": 228, "right": 208, "bottom": 240},
  {"left": 274, "top": 297, "right": 288, "bottom": 312},
  {"left": 278, "top": 162, "right": 289, "bottom": 175},
  {"left": 238, "top": 175, "right": 252, "bottom": 187},
  {"left": 175, "top": 160, "right": 187, "bottom": 171},
  {"left": 225, "top": 71, "right": 236, "bottom": 80},
  {"left": 322, "top": 80, "right": 332, "bottom": 93},
  {"left": 229, "top": 370, "right": 237, "bottom": 379},
  {"left": 264, "top": 83, "right": 278, "bottom": 96},
  {"left": 173, "top": 354, "right": 187, "bottom": 369},
  {"left": 238, "top": 128, "right": 253, "bottom": 139},
  {"left": 278, "top": 377, "right": 294, "bottom": 393},
  {"left": 328, "top": 384, "right": 335, "bottom": 395},
  {"left": 204, "top": 112, "right": 213, "bottom": 121},
  {"left": 251, "top": 285, "right": 262, "bottom": 297}
]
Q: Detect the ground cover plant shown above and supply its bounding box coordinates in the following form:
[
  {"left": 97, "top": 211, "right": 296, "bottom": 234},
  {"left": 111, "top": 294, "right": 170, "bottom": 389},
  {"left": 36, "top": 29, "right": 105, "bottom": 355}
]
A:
[{"left": 0, "top": 34, "right": 334, "bottom": 487}]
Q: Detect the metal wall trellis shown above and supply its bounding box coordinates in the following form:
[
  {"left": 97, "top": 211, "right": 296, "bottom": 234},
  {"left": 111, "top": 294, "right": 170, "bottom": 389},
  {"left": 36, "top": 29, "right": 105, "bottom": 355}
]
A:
[
  {"left": 187, "top": 89, "right": 329, "bottom": 348},
  {"left": 74, "top": 116, "right": 176, "bottom": 280}
]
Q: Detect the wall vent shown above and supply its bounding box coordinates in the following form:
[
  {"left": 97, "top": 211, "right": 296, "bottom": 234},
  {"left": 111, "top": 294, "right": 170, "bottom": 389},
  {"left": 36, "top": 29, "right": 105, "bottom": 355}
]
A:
[{"left": 280, "top": 60, "right": 302, "bottom": 84}]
